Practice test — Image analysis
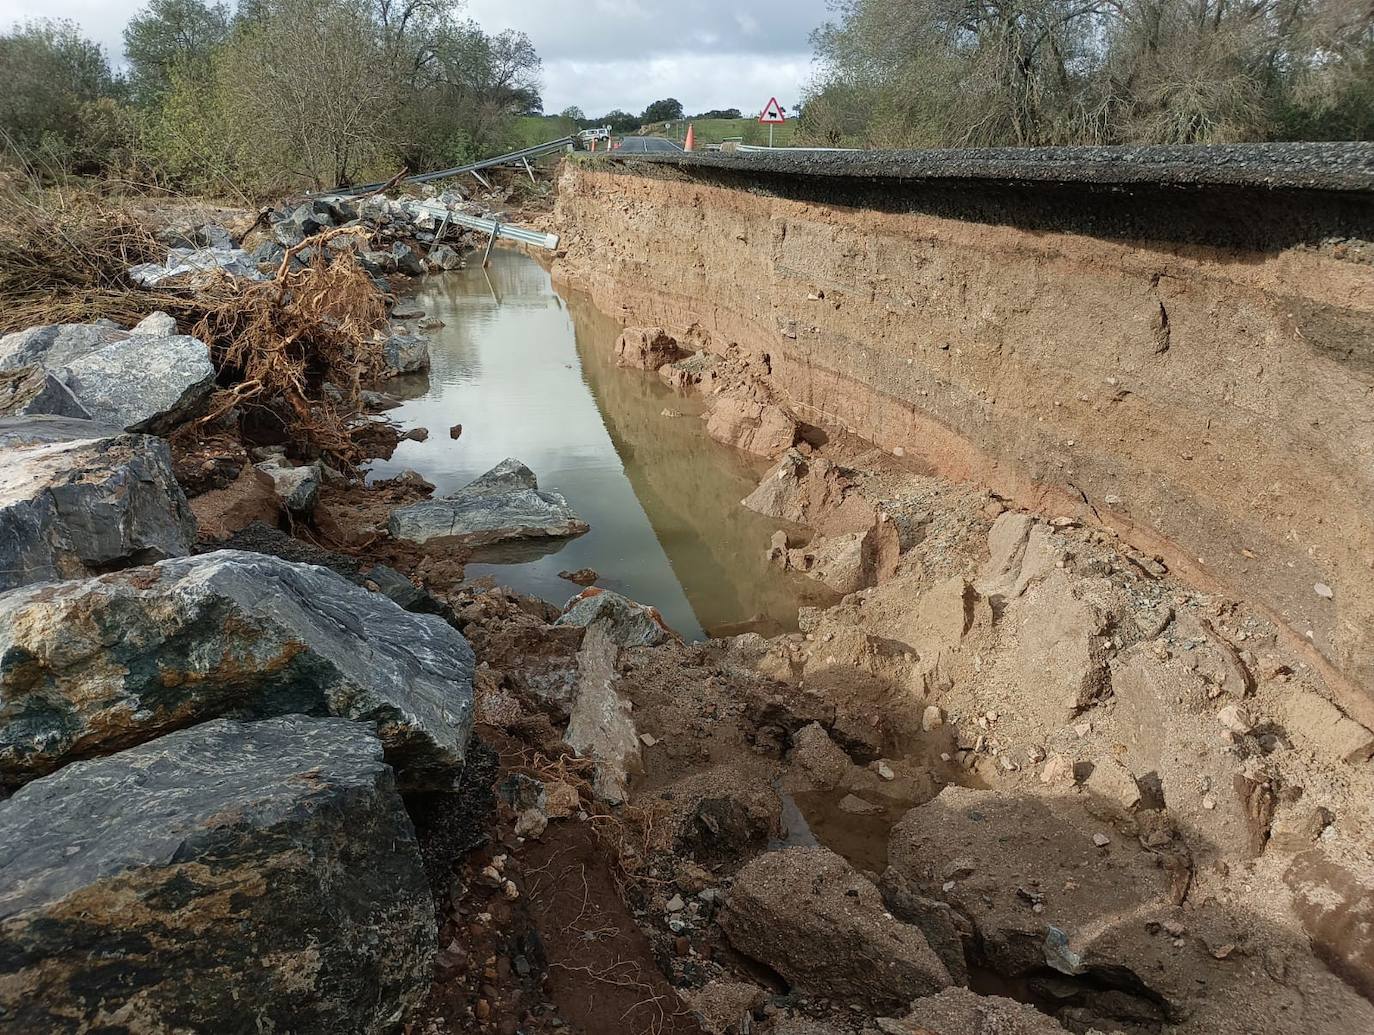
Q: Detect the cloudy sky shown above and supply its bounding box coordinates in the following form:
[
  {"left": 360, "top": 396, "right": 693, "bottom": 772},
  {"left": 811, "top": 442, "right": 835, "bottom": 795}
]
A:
[{"left": 0, "top": 0, "right": 832, "bottom": 116}]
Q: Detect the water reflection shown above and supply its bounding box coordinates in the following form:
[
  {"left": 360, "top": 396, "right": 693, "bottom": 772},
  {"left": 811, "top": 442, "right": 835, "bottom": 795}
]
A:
[{"left": 368, "top": 249, "right": 831, "bottom": 639}]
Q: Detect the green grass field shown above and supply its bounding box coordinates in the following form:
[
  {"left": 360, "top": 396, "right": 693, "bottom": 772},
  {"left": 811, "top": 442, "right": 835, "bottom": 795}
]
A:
[{"left": 635, "top": 117, "right": 800, "bottom": 147}]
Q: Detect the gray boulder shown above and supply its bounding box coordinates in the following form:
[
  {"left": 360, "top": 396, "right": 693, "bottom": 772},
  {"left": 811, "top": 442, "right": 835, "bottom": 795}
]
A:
[
  {"left": 360, "top": 249, "right": 398, "bottom": 276},
  {"left": 58, "top": 332, "right": 215, "bottom": 433},
  {"left": 0, "top": 549, "right": 475, "bottom": 789},
  {"left": 555, "top": 588, "right": 674, "bottom": 647},
  {"left": 256, "top": 457, "right": 322, "bottom": 513},
  {"left": 131, "top": 310, "right": 178, "bottom": 336},
  {"left": 382, "top": 333, "right": 431, "bottom": 376},
  {"left": 428, "top": 244, "right": 463, "bottom": 270},
  {"left": 388, "top": 459, "right": 587, "bottom": 547},
  {"left": 0, "top": 414, "right": 112, "bottom": 449},
  {"left": 454, "top": 456, "right": 538, "bottom": 496},
  {"left": 0, "top": 715, "right": 436, "bottom": 1034},
  {"left": 0, "top": 365, "right": 91, "bottom": 419},
  {"left": 0, "top": 423, "right": 196, "bottom": 593},
  {"left": 127, "top": 246, "right": 264, "bottom": 287},
  {"left": 392, "top": 241, "right": 426, "bottom": 275},
  {"left": 0, "top": 319, "right": 124, "bottom": 370},
  {"left": 389, "top": 489, "right": 587, "bottom": 546}
]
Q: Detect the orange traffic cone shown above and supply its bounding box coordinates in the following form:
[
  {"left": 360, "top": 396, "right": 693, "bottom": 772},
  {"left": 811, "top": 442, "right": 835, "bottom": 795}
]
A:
[
  {"left": 684, "top": 123, "right": 695, "bottom": 152},
  {"left": 589, "top": 137, "right": 597, "bottom": 152}
]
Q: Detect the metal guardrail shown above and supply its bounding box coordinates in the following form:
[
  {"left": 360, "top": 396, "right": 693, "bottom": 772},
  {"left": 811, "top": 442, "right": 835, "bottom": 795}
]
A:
[
  {"left": 322, "top": 137, "right": 578, "bottom": 196},
  {"left": 413, "top": 202, "right": 559, "bottom": 251}
]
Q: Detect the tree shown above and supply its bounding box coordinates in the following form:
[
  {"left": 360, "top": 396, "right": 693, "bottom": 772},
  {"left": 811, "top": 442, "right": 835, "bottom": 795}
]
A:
[
  {"left": 214, "top": 0, "right": 399, "bottom": 188},
  {"left": 0, "top": 21, "right": 116, "bottom": 162},
  {"left": 597, "top": 109, "right": 642, "bottom": 133},
  {"left": 805, "top": 0, "right": 1374, "bottom": 147},
  {"left": 123, "top": 0, "right": 230, "bottom": 106},
  {"left": 560, "top": 105, "right": 585, "bottom": 122},
  {"left": 693, "top": 107, "right": 742, "bottom": 119},
  {"left": 641, "top": 97, "right": 684, "bottom": 123},
  {"left": 399, "top": 19, "right": 543, "bottom": 166}
]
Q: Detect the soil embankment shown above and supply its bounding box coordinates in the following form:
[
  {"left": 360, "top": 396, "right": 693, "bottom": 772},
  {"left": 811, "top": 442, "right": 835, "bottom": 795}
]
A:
[{"left": 551, "top": 152, "right": 1374, "bottom": 720}]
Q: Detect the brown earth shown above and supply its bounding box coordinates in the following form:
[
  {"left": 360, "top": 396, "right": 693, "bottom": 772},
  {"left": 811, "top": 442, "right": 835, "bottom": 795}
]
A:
[{"left": 550, "top": 158, "right": 1374, "bottom": 728}]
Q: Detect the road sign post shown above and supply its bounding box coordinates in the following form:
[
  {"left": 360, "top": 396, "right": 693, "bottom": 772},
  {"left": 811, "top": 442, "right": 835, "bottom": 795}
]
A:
[{"left": 758, "top": 96, "right": 786, "bottom": 148}]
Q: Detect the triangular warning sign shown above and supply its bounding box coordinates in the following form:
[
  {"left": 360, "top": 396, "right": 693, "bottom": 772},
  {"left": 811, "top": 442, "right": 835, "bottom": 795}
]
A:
[{"left": 759, "top": 97, "right": 786, "bottom": 124}]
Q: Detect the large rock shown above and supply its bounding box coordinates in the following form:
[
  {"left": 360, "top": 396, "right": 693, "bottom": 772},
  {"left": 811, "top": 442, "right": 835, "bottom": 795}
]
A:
[
  {"left": 563, "top": 621, "right": 640, "bottom": 803},
  {"left": 615, "top": 326, "right": 685, "bottom": 370},
  {"left": 722, "top": 845, "right": 952, "bottom": 1011},
  {"left": 741, "top": 449, "right": 874, "bottom": 534},
  {"left": 0, "top": 320, "right": 124, "bottom": 370},
  {"left": 0, "top": 365, "right": 91, "bottom": 419},
  {"left": 0, "top": 715, "right": 435, "bottom": 1034},
  {"left": 0, "top": 414, "right": 111, "bottom": 449},
  {"left": 555, "top": 588, "right": 673, "bottom": 647},
  {"left": 0, "top": 550, "right": 475, "bottom": 789},
  {"left": 388, "top": 459, "right": 587, "bottom": 547},
  {"left": 127, "top": 246, "right": 264, "bottom": 287},
  {"left": 382, "top": 333, "right": 431, "bottom": 376},
  {"left": 704, "top": 384, "right": 798, "bottom": 457},
  {"left": 0, "top": 318, "right": 214, "bottom": 433},
  {"left": 58, "top": 332, "right": 214, "bottom": 433},
  {"left": 0, "top": 423, "right": 196, "bottom": 593}
]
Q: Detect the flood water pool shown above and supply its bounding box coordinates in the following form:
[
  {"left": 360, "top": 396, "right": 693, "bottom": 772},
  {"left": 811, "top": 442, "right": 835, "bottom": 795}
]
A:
[{"left": 368, "top": 249, "right": 833, "bottom": 640}]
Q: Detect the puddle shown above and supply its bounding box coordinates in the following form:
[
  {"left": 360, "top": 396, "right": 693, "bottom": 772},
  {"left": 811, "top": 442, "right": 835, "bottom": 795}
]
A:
[{"left": 368, "top": 249, "right": 835, "bottom": 640}]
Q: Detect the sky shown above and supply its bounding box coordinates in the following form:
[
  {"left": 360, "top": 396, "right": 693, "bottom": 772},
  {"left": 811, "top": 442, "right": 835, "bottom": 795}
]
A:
[{"left": 0, "top": 0, "right": 833, "bottom": 116}]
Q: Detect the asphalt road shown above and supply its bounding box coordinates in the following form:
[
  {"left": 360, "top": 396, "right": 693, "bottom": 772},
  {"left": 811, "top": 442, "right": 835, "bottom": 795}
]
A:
[
  {"left": 618, "top": 140, "right": 1374, "bottom": 192},
  {"left": 615, "top": 136, "right": 684, "bottom": 154}
]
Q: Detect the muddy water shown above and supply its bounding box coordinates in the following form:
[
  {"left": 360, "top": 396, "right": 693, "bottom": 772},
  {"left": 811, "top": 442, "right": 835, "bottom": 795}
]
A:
[{"left": 368, "top": 249, "right": 834, "bottom": 640}]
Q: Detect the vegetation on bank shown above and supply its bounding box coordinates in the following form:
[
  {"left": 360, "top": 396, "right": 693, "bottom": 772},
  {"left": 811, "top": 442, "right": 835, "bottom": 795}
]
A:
[
  {"left": 0, "top": 0, "right": 543, "bottom": 194},
  {"left": 801, "top": 0, "right": 1374, "bottom": 148}
]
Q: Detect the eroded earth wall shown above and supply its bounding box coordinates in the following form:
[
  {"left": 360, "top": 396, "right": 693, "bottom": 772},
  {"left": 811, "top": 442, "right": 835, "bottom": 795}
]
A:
[{"left": 552, "top": 156, "right": 1374, "bottom": 720}]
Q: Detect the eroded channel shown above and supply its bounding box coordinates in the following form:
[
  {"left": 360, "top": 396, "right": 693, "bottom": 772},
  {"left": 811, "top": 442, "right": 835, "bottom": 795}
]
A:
[{"left": 368, "top": 248, "right": 835, "bottom": 640}]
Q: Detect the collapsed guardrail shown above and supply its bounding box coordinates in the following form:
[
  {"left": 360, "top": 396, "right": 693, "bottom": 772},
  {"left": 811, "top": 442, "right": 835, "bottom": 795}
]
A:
[{"left": 321, "top": 136, "right": 578, "bottom": 197}]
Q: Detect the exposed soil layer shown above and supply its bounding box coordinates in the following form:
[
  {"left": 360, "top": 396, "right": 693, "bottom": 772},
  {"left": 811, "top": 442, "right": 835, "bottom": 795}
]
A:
[{"left": 551, "top": 158, "right": 1374, "bottom": 722}]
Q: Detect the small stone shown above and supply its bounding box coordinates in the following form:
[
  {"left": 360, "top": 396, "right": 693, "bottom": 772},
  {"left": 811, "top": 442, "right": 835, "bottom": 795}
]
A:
[
  {"left": 639, "top": 733, "right": 659, "bottom": 748},
  {"left": 476, "top": 999, "right": 491, "bottom": 1020},
  {"left": 1040, "top": 754, "right": 1076, "bottom": 787},
  {"left": 1217, "top": 703, "right": 1253, "bottom": 735},
  {"left": 1314, "top": 582, "right": 1334, "bottom": 599},
  {"left": 1073, "top": 722, "right": 1092, "bottom": 738},
  {"left": 514, "top": 808, "right": 548, "bottom": 840},
  {"left": 666, "top": 894, "right": 686, "bottom": 912},
  {"left": 1164, "top": 920, "right": 1186, "bottom": 937},
  {"left": 875, "top": 761, "right": 896, "bottom": 781},
  {"left": 1092, "top": 833, "right": 1111, "bottom": 848},
  {"left": 502, "top": 880, "right": 519, "bottom": 900},
  {"left": 838, "top": 794, "right": 883, "bottom": 816},
  {"left": 922, "top": 705, "right": 944, "bottom": 732},
  {"left": 1202, "top": 795, "right": 1217, "bottom": 811},
  {"left": 449, "top": 423, "right": 463, "bottom": 439},
  {"left": 998, "top": 756, "right": 1019, "bottom": 772}
]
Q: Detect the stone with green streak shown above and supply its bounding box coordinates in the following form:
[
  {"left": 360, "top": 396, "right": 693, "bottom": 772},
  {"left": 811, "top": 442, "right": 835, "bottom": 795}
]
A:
[{"left": 0, "top": 549, "right": 474, "bottom": 791}]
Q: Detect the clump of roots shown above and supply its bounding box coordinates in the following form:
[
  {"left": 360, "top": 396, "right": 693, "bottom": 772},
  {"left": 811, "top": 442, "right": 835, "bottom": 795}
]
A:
[
  {"left": 0, "top": 171, "right": 396, "bottom": 466},
  {"left": 190, "top": 228, "right": 390, "bottom": 464}
]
